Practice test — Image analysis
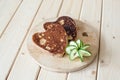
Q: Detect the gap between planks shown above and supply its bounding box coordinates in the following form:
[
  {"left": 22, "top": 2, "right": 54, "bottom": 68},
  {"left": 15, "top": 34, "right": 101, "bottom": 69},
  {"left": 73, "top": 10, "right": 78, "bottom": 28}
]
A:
[
  {"left": 5, "top": 0, "right": 44, "bottom": 79},
  {"left": 95, "top": 0, "right": 103, "bottom": 80},
  {"left": 0, "top": 0, "right": 23, "bottom": 38},
  {"left": 78, "top": 0, "right": 84, "bottom": 20},
  {"left": 96, "top": 0, "right": 120, "bottom": 80},
  {"left": 56, "top": 0, "right": 64, "bottom": 17}
]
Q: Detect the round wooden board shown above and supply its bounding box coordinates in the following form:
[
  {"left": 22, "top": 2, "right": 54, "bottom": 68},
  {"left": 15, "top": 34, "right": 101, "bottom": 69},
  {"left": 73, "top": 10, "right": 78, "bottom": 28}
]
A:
[{"left": 27, "top": 18, "right": 99, "bottom": 72}]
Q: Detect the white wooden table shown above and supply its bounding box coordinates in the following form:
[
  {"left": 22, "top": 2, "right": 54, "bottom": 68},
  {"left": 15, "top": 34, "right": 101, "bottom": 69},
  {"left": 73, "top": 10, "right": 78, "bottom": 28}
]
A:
[{"left": 0, "top": 0, "right": 120, "bottom": 80}]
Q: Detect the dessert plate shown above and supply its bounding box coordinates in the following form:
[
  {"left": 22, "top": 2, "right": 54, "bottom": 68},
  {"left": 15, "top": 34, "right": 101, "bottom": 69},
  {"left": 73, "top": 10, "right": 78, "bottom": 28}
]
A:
[{"left": 27, "top": 18, "right": 99, "bottom": 72}]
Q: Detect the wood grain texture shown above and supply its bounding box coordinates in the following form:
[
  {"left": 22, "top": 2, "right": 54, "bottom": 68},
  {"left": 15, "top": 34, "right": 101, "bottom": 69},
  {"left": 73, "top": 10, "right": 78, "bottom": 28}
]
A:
[
  {"left": 38, "top": 68, "right": 67, "bottom": 80},
  {"left": 7, "top": 0, "right": 63, "bottom": 80},
  {"left": 59, "top": 0, "right": 83, "bottom": 19},
  {"left": 0, "top": 0, "right": 23, "bottom": 36},
  {"left": 0, "top": 0, "right": 42, "bottom": 79},
  {"left": 7, "top": 43, "right": 40, "bottom": 80},
  {"left": 97, "top": 0, "right": 120, "bottom": 80},
  {"left": 67, "top": 0, "right": 102, "bottom": 80}
]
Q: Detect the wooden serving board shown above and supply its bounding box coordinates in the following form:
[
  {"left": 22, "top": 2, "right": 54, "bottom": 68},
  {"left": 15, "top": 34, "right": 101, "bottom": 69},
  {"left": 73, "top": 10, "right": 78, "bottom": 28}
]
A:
[{"left": 27, "top": 18, "right": 99, "bottom": 72}]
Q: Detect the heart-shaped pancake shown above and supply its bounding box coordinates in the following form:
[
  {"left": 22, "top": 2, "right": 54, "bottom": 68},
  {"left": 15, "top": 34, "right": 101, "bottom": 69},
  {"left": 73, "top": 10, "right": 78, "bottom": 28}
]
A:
[{"left": 32, "top": 23, "right": 68, "bottom": 57}]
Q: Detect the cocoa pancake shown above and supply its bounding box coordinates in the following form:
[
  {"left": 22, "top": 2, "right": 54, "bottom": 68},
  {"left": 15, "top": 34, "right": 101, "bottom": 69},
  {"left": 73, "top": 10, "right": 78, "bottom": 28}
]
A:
[{"left": 33, "top": 23, "right": 67, "bottom": 56}]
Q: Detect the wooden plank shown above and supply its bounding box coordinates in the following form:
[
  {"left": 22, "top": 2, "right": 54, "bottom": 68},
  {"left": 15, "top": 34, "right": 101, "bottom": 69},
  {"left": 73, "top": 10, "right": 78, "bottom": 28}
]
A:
[
  {"left": 59, "top": 0, "right": 83, "bottom": 19},
  {"left": 97, "top": 0, "right": 120, "bottom": 80},
  {"left": 7, "top": 42, "right": 40, "bottom": 80},
  {"left": 37, "top": 0, "right": 83, "bottom": 80},
  {"left": 38, "top": 68, "right": 67, "bottom": 80},
  {"left": 0, "top": 0, "right": 42, "bottom": 79},
  {"left": 31, "top": 0, "right": 63, "bottom": 26},
  {"left": 7, "top": 0, "right": 63, "bottom": 80},
  {"left": 67, "top": 0, "right": 102, "bottom": 80},
  {"left": 0, "top": 0, "right": 23, "bottom": 36},
  {"left": 68, "top": 58, "right": 98, "bottom": 80}
]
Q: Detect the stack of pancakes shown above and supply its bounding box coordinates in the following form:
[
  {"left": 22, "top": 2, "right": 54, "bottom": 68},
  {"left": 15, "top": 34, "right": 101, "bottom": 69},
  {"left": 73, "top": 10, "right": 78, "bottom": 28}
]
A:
[{"left": 32, "top": 16, "right": 77, "bottom": 57}]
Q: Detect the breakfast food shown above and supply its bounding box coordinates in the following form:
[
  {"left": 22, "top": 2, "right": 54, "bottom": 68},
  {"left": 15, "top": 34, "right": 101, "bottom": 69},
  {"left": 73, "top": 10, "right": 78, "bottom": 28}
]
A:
[
  {"left": 32, "top": 16, "right": 92, "bottom": 61},
  {"left": 44, "top": 16, "right": 77, "bottom": 41},
  {"left": 32, "top": 23, "right": 67, "bottom": 57},
  {"left": 44, "top": 22, "right": 54, "bottom": 30},
  {"left": 57, "top": 16, "right": 77, "bottom": 40}
]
